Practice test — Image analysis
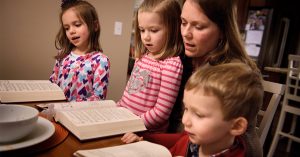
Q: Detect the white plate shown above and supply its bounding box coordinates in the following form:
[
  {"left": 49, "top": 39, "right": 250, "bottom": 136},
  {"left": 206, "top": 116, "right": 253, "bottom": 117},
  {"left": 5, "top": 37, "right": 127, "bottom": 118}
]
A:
[{"left": 0, "top": 117, "right": 55, "bottom": 151}]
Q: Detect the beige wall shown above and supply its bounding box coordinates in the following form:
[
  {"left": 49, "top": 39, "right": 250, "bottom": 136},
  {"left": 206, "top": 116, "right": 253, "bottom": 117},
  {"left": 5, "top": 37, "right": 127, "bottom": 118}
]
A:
[{"left": 0, "top": 0, "right": 134, "bottom": 101}]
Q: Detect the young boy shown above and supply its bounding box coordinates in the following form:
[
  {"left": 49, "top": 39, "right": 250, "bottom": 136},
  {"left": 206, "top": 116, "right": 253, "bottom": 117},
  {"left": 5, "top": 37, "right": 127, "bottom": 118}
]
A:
[{"left": 121, "top": 63, "right": 263, "bottom": 157}]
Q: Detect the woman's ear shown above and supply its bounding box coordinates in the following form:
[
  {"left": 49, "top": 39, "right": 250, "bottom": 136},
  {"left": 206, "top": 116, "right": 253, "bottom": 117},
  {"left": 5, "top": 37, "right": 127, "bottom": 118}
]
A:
[{"left": 230, "top": 117, "right": 248, "bottom": 136}]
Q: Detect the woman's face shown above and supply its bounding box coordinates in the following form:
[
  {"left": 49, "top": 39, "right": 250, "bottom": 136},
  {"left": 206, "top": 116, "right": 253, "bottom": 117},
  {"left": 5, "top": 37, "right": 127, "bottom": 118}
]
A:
[{"left": 181, "top": 0, "right": 221, "bottom": 58}]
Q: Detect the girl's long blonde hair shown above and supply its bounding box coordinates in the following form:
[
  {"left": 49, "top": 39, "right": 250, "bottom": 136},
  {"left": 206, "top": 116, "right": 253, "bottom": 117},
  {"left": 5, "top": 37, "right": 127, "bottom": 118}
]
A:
[{"left": 134, "top": 0, "right": 183, "bottom": 60}]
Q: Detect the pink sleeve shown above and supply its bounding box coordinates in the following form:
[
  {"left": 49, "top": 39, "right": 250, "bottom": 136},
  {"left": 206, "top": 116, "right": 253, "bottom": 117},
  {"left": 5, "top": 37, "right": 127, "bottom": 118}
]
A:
[
  {"left": 49, "top": 60, "right": 60, "bottom": 83},
  {"left": 141, "top": 58, "right": 183, "bottom": 129},
  {"left": 86, "top": 56, "right": 110, "bottom": 101}
]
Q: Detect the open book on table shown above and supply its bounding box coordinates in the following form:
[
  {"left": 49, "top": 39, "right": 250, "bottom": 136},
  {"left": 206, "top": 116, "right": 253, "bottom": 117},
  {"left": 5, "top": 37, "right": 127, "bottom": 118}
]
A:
[
  {"left": 50, "top": 100, "right": 146, "bottom": 141},
  {"left": 73, "top": 141, "right": 171, "bottom": 157},
  {"left": 0, "top": 80, "right": 66, "bottom": 103}
]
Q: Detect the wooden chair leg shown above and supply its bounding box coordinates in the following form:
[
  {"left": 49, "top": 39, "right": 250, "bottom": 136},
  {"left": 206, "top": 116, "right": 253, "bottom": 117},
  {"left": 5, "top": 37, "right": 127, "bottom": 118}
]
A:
[{"left": 267, "top": 111, "right": 286, "bottom": 157}]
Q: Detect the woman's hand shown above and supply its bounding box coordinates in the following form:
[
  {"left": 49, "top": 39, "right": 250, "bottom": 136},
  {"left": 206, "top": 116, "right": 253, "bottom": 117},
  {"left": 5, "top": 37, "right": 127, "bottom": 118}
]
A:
[{"left": 121, "top": 132, "right": 143, "bottom": 143}]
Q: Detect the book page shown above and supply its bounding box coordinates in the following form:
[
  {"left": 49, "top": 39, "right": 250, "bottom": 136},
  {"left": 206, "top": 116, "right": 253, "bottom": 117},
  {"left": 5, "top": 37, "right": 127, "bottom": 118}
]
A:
[
  {"left": 0, "top": 80, "right": 65, "bottom": 103},
  {"left": 54, "top": 100, "right": 146, "bottom": 140},
  {"left": 74, "top": 141, "right": 171, "bottom": 157},
  {"left": 58, "top": 107, "right": 139, "bottom": 126},
  {"left": 0, "top": 80, "right": 60, "bottom": 92},
  {"left": 38, "top": 100, "right": 116, "bottom": 111}
]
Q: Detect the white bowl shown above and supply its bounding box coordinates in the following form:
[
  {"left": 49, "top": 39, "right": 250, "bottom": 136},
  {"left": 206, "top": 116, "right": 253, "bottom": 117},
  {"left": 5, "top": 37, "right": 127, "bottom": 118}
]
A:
[{"left": 0, "top": 104, "right": 39, "bottom": 143}]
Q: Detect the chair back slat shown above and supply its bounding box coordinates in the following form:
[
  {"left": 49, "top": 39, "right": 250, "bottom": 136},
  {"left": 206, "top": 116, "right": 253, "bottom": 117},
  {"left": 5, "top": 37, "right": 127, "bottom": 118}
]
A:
[{"left": 258, "top": 80, "right": 285, "bottom": 145}]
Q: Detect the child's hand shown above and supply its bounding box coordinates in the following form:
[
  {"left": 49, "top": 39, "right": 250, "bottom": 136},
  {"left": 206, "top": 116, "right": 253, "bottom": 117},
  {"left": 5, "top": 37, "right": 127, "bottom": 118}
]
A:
[{"left": 121, "top": 132, "right": 143, "bottom": 143}]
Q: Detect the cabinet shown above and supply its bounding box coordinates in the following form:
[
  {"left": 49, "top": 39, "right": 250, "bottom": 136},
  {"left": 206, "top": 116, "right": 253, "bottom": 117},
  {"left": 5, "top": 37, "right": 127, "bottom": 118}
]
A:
[
  {"left": 236, "top": 0, "right": 268, "bottom": 31},
  {"left": 237, "top": 0, "right": 250, "bottom": 31},
  {"left": 250, "top": 0, "right": 267, "bottom": 7}
]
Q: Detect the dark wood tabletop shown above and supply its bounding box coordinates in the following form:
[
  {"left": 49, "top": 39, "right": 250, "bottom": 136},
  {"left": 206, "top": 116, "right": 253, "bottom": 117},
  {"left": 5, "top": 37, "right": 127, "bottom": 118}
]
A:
[{"left": 33, "top": 133, "right": 123, "bottom": 157}]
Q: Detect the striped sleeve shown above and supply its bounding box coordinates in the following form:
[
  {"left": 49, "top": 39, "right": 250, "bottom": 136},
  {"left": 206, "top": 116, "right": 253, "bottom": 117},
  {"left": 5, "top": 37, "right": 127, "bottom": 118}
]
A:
[{"left": 141, "top": 57, "right": 183, "bottom": 129}]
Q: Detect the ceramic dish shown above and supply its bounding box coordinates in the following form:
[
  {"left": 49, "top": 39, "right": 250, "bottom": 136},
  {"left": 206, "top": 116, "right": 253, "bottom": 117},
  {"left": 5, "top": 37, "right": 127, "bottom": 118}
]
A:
[{"left": 0, "top": 117, "right": 55, "bottom": 152}]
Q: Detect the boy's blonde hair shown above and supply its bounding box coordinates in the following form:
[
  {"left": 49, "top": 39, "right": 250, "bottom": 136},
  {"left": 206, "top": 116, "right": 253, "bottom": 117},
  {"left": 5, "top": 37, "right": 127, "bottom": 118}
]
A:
[
  {"left": 134, "top": 0, "right": 183, "bottom": 60},
  {"left": 185, "top": 63, "right": 263, "bottom": 122}
]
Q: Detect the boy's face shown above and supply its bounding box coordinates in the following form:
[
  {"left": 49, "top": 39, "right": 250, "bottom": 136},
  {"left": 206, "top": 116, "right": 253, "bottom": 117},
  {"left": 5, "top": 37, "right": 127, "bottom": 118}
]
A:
[{"left": 182, "top": 88, "right": 234, "bottom": 147}]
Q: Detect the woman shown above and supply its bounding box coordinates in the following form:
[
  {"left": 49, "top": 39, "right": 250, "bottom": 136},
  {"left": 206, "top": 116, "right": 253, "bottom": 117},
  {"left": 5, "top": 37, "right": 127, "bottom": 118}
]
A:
[
  {"left": 169, "top": 0, "right": 259, "bottom": 131},
  {"left": 170, "top": 0, "right": 262, "bottom": 157}
]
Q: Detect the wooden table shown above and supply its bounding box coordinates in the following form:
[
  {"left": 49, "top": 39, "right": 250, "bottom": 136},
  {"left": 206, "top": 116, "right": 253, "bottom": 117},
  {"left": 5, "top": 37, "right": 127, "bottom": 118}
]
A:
[{"left": 1, "top": 102, "right": 124, "bottom": 157}]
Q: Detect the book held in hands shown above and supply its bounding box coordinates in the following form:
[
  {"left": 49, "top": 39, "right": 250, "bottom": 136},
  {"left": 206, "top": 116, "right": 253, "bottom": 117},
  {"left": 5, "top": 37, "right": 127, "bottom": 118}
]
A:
[
  {"left": 50, "top": 100, "right": 147, "bottom": 141},
  {"left": 0, "top": 80, "right": 66, "bottom": 103}
]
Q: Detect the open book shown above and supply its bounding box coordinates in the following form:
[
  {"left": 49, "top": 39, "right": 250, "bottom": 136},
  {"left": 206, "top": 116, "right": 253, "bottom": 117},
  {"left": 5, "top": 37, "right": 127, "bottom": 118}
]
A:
[
  {"left": 74, "top": 141, "right": 171, "bottom": 157},
  {"left": 52, "top": 100, "right": 147, "bottom": 141},
  {"left": 0, "top": 80, "right": 66, "bottom": 103}
]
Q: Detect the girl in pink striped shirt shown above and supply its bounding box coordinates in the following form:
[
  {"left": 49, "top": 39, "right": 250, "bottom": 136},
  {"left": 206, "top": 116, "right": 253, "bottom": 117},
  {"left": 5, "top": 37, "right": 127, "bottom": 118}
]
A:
[{"left": 117, "top": 0, "right": 183, "bottom": 134}]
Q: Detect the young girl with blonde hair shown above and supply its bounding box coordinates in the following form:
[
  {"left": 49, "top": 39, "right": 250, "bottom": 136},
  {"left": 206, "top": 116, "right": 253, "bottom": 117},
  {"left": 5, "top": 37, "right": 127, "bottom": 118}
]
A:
[{"left": 118, "top": 0, "right": 183, "bottom": 134}]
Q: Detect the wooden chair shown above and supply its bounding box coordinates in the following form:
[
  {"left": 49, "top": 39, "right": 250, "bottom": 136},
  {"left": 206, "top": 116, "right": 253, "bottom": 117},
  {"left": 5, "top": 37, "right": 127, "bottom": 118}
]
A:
[
  {"left": 267, "top": 54, "right": 300, "bottom": 157},
  {"left": 257, "top": 80, "right": 285, "bottom": 146}
]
